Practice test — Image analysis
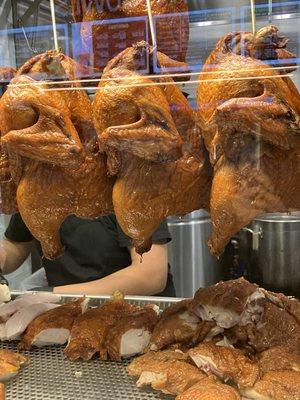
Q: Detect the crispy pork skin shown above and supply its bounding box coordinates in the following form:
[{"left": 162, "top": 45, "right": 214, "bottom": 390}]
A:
[
  {"left": 19, "top": 298, "right": 87, "bottom": 349},
  {"left": 65, "top": 297, "right": 136, "bottom": 361},
  {"left": 188, "top": 342, "right": 259, "bottom": 388},
  {"left": 189, "top": 278, "right": 261, "bottom": 328},
  {"left": 241, "top": 371, "right": 300, "bottom": 400},
  {"left": 175, "top": 379, "right": 241, "bottom": 400},
  {"left": 257, "top": 346, "right": 300, "bottom": 374},
  {"left": 105, "top": 305, "right": 159, "bottom": 361},
  {"left": 0, "top": 293, "right": 61, "bottom": 322}
]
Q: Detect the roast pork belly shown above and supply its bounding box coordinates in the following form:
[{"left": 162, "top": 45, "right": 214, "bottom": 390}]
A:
[
  {"left": 19, "top": 298, "right": 88, "bottom": 349},
  {"left": 128, "top": 350, "right": 208, "bottom": 396},
  {"left": 0, "top": 293, "right": 61, "bottom": 322},
  {"left": 241, "top": 371, "right": 300, "bottom": 400},
  {"left": 64, "top": 295, "right": 137, "bottom": 361},
  {"left": 175, "top": 379, "right": 241, "bottom": 400},
  {"left": 189, "top": 278, "right": 264, "bottom": 329},
  {"left": 257, "top": 346, "right": 300, "bottom": 374},
  {"left": 105, "top": 305, "right": 159, "bottom": 361},
  {"left": 188, "top": 342, "right": 259, "bottom": 388}
]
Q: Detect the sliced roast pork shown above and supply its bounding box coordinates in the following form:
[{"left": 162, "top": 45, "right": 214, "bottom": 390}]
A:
[
  {"left": 188, "top": 342, "right": 259, "bottom": 388},
  {"left": 189, "top": 278, "right": 264, "bottom": 329},
  {"left": 105, "top": 305, "right": 159, "bottom": 361},
  {"left": 0, "top": 293, "right": 61, "bottom": 322},
  {"left": 175, "top": 379, "right": 241, "bottom": 400},
  {"left": 19, "top": 298, "right": 87, "bottom": 349},
  {"left": 241, "top": 370, "right": 300, "bottom": 400}
]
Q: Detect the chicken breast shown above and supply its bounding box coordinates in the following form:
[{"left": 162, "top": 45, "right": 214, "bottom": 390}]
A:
[
  {"left": 19, "top": 298, "right": 87, "bottom": 349},
  {"left": 105, "top": 305, "right": 159, "bottom": 361},
  {"left": 188, "top": 342, "right": 259, "bottom": 388},
  {"left": 189, "top": 278, "right": 263, "bottom": 329},
  {"left": 241, "top": 371, "right": 300, "bottom": 400},
  {"left": 257, "top": 346, "right": 300, "bottom": 374},
  {"left": 65, "top": 297, "right": 136, "bottom": 361},
  {"left": 0, "top": 293, "right": 61, "bottom": 322},
  {"left": 5, "top": 303, "right": 60, "bottom": 340},
  {"left": 175, "top": 379, "right": 241, "bottom": 400}
]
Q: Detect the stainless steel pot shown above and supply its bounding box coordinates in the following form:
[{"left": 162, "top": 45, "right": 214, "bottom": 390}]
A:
[
  {"left": 236, "top": 212, "right": 300, "bottom": 296},
  {"left": 167, "top": 211, "right": 225, "bottom": 298}
]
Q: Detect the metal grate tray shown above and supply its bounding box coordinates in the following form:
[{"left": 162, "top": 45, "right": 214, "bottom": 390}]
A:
[{"left": 2, "top": 293, "right": 182, "bottom": 400}]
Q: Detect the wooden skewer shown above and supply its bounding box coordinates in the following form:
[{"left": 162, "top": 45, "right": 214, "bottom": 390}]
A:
[
  {"left": 146, "top": 0, "right": 157, "bottom": 50},
  {"left": 250, "top": 0, "right": 256, "bottom": 35},
  {"left": 49, "top": 0, "right": 59, "bottom": 52}
]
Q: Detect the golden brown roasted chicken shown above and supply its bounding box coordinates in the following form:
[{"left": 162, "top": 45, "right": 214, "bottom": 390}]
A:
[
  {"left": 257, "top": 346, "right": 300, "bottom": 374},
  {"left": 188, "top": 342, "right": 260, "bottom": 388},
  {"left": 19, "top": 298, "right": 87, "bottom": 350},
  {"left": 175, "top": 379, "right": 241, "bottom": 400},
  {"left": 0, "top": 348, "right": 28, "bottom": 383},
  {"left": 197, "top": 26, "right": 300, "bottom": 256},
  {"left": 128, "top": 350, "right": 208, "bottom": 396},
  {"left": 241, "top": 370, "right": 300, "bottom": 400},
  {"left": 0, "top": 51, "right": 114, "bottom": 259},
  {"left": 71, "top": 0, "right": 189, "bottom": 70},
  {"left": 93, "top": 42, "right": 211, "bottom": 253}
]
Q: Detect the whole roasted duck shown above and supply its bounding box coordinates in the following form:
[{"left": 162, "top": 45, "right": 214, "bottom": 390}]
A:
[
  {"left": 0, "top": 51, "right": 114, "bottom": 259},
  {"left": 71, "top": 0, "right": 189, "bottom": 70},
  {"left": 93, "top": 42, "right": 211, "bottom": 253},
  {"left": 197, "top": 26, "right": 300, "bottom": 256}
]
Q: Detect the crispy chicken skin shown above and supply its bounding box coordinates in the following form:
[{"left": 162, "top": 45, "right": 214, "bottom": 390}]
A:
[
  {"left": 128, "top": 350, "right": 209, "bottom": 396},
  {"left": 197, "top": 26, "right": 300, "bottom": 256},
  {"left": 93, "top": 42, "right": 211, "bottom": 254},
  {"left": 188, "top": 342, "right": 260, "bottom": 388},
  {"left": 70, "top": 0, "right": 189, "bottom": 68},
  {"left": 257, "top": 346, "right": 300, "bottom": 374},
  {"left": 189, "top": 278, "right": 261, "bottom": 329},
  {"left": 105, "top": 305, "right": 159, "bottom": 361},
  {"left": 175, "top": 379, "right": 241, "bottom": 400},
  {"left": 0, "top": 51, "right": 114, "bottom": 259},
  {"left": 65, "top": 297, "right": 137, "bottom": 361},
  {"left": 19, "top": 298, "right": 87, "bottom": 350},
  {"left": 241, "top": 371, "right": 300, "bottom": 400},
  {"left": 149, "top": 300, "right": 200, "bottom": 351}
]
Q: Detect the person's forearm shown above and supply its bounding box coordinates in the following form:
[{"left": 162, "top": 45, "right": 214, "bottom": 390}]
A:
[
  {"left": 54, "top": 264, "right": 165, "bottom": 296},
  {"left": 0, "top": 238, "right": 32, "bottom": 275}
]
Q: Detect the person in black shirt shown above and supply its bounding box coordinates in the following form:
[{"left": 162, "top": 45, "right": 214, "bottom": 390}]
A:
[{"left": 0, "top": 213, "right": 176, "bottom": 297}]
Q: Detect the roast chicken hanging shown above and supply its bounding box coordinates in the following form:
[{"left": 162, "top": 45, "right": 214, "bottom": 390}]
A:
[
  {"left": 93, "top": 42, "right": 211, "bottom": 254},
  {"left": 70, "top": 0, "right": 189, "bottom": 70},
  {"left": 0, "top": 51, "right": 114, "bottom": 259},
  {"left": 197, "top": 26, "right": 300, "bottom": 256}
]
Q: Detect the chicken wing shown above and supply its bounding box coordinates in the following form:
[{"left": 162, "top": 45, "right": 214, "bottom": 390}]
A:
[
  {"left": 188, "top": 342, "right": 259, "bottom": 388},
  {"left": 19, "top": 298, "right": 88, "bottom": 349},
  {"left": 241, "top": 371, "right": 300, "bottom": 400},
  {"left": 93, "top": 42, "right": 211, "bottom": 254},
  {"left": 175, "top": 379, "right": 241, "bottom": 400},
  {"left": 0, "top": 51, "right": 114, "bottom": 259},
  {"left": 197, "top": 26, "right": 300, "bottom": 256}
]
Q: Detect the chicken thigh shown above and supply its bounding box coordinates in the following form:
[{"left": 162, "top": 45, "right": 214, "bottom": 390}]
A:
[{"left": 0, "top": 51, "right": 114, "bottom": 259}]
